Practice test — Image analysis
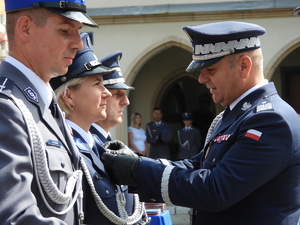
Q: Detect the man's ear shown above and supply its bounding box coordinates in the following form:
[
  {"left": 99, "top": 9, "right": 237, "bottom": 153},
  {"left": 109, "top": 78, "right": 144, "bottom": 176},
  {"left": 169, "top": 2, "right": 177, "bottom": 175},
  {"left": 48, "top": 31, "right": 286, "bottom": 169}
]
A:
[
  {"left": 239, "top": 55, "right": 252, "bottom": 79},
  {"left": 15, "top": 16, "right": 33, "bottom": 42}
]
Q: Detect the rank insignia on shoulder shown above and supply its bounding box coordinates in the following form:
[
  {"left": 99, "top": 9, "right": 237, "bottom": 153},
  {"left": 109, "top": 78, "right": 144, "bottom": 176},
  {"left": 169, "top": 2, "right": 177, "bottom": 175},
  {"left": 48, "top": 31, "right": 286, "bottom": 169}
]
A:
[
  {"left": 24, "top": 87, "right": 39, "bottom": 103},
  {"left": 0, "top": 76, "right": 14, "bottom": 97},
  {"left": 213, "top": 134, "right": 231, "bottom": 143},
  {"left": 257, "top": 101, "right": 273, "bottom": 112},
  {"left": 46, "top": 139, "right": 62, "bottom": 147}
]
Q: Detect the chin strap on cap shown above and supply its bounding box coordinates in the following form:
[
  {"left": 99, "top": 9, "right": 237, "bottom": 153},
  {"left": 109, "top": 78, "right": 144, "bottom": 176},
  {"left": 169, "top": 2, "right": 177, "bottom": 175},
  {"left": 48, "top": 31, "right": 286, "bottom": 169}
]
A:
[{"left": 32, "top": 1, "right": 86, "bottom": 12}]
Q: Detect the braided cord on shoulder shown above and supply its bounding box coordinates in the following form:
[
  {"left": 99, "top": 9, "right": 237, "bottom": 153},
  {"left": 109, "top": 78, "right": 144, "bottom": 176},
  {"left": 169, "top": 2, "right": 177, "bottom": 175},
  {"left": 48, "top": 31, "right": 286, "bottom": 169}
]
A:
[{"left": 12, "top": 96, "right": 82, "bottom": 215}]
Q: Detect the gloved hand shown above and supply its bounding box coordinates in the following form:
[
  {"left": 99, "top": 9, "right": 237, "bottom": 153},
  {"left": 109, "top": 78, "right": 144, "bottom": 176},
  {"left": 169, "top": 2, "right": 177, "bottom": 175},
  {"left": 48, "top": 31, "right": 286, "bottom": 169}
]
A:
[
  {"left": 102, "top": 152, "right": 141, "bottom": 186},
  {"left": 103, "top": 140, "right": 138, "bottom": 158}
]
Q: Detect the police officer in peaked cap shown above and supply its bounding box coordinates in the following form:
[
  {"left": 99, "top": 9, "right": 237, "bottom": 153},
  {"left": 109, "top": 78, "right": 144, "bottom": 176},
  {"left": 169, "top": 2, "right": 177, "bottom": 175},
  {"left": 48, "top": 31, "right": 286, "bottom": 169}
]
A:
[
  {"left": 0, "top": 0, "right": 97, "bottom": 224},
  {"left": 101, "top": 51, "right": 135, "bottom": 90},
  {"left": 88, "top": 51, "right": 149, "bottom": 224},
  {"left": 5, "top": 0, "right": 98, "bottom": 27},
  {"left": 50, "top": 33, "right": 146, "bottom": 225},
  {"left": 177, "top": 112, "right": 201, "bottom": 160},
  {"left": 90, "top": 50, "right": 135, "bottom": 143},
  {"left": 101, "top": 21, "right": 300, "bottom": 225}
]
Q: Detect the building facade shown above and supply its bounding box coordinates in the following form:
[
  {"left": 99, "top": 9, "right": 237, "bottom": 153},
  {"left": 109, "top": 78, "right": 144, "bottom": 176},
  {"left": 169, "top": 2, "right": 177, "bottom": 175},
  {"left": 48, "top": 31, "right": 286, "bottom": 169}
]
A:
[
  {"left": 81, "top": 0, "right": 300, "bottom": 155},
  {"left": 2, "top": 1, "right": 299, "bottom": 158}
]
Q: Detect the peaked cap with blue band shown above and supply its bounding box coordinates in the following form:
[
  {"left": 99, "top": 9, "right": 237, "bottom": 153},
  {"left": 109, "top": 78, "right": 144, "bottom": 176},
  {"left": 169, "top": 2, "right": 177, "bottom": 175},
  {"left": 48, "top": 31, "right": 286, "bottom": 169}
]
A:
[
  {"left": 100, "top": 51, "right": 135, "bottom": 90},
  {"left": 182, "top": 112, "right": 193, "bottom": 120},
  {"left": 183, "top": 21, "right": 266, "bottom": 72},
  {"left": 5, "top": 0, "right": 98, "bottom": 28},
  {"left": 50, "top": 33, "right": 114, "bottom": 90}
]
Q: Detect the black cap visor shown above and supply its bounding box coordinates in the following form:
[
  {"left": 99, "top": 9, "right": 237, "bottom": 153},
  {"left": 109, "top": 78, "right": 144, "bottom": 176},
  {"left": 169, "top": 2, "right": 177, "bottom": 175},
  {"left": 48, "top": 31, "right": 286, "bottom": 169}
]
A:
[
  {"left": 51, "top": 66, "right": 114, "bottom": 90},
  {"left": 185, "top": 57, "right": 224, "bottom": 72},
  {"left": 47, "top": 8, "right": 98, "bottom": 28},
  {"left": 104, "top": 82, "right": 135, "bottom": 90}
]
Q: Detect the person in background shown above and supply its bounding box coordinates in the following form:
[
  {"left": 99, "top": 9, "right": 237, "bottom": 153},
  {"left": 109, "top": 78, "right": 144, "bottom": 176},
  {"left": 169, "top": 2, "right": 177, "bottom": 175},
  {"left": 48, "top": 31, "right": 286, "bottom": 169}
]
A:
[
  {"left": 0, "top": 0, "right": 97, "bottom": 224},
  {"left": 89, "top": 51, "right": 150, "bottom": 224},
  {"left": 177, "top": 112, "right": 201, "bottom": 160},
  {"left": 102, "top": 21, "right": 300, "bottom": 225},
  {"left": 128, "top": 112, "right": 148, "bottom": 156},
  {"left": 146, "top": 107, "right": 173, "bottom": 159}
]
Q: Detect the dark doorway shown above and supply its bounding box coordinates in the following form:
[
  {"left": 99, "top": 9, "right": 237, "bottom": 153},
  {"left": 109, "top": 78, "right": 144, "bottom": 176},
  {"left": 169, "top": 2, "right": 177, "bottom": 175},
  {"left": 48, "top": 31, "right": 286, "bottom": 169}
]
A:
[
  {"left": 281, "top": 67, "right": 300, "bottom": 114},
  {"left": 158, "top": 76, "right": 215, "bottom": 160}
]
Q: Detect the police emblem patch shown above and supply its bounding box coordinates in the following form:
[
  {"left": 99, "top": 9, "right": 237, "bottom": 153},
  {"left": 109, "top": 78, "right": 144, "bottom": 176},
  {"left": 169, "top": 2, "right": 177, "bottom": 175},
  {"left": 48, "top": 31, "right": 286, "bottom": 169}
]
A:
[
  {"left": 74, "top": 138, "right": 89, "bottom": 153},
  {"left": 92, "top": 134, "right": 104, "bottom": 145},
  {"left": 24, "top": 87, "right": 38, "bottom": 103}
]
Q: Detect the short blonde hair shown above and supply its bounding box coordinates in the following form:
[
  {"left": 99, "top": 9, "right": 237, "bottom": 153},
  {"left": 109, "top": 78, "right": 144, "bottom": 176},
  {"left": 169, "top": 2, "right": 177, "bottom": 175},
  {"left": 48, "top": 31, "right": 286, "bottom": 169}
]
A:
[{"left": 54, "top": 77, "right": 87, "bottom": 116}]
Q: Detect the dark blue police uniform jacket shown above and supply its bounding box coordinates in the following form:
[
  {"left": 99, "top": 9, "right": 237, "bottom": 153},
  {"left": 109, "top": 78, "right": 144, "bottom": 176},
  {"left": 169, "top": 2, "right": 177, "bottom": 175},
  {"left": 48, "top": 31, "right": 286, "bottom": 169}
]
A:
[
  {"left": 177, "top": 126, "right": 201, "bottom": 160},
  {"left": 146, "top": 121, "right": 172, "bottom": 159},
  {"left": 89, "top": 125, "right": 136, "bottom": 219},
  {"left": 72, "top": 129, "right": 124, "bottom": 225},
  {"left": 135, "top": 82, "right": 300, "bottom": 225}
]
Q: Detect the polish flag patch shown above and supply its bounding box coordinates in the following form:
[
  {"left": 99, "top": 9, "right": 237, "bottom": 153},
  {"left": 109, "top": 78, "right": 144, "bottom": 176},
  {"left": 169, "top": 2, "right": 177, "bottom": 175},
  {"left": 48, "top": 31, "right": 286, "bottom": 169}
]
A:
[{"left": 245, "top": 129, "right": 262, "bottom": 141}]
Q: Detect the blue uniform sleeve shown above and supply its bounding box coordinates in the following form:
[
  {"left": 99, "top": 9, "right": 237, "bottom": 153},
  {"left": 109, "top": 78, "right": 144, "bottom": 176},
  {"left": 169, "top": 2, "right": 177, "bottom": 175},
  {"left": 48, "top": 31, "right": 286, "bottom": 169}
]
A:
[{"left": 136, "top": 112, "right": 298, "bottom": 211}]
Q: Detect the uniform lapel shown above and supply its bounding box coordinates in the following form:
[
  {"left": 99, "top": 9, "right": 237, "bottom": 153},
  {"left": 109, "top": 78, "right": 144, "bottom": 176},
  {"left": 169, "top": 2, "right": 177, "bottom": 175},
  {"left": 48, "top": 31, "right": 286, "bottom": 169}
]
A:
[
  {"left": 72, "top": 129, "right": 107, "bottom": 174},
  {"left": 0, "top": 62, "right": 80, "bottom": 166}
]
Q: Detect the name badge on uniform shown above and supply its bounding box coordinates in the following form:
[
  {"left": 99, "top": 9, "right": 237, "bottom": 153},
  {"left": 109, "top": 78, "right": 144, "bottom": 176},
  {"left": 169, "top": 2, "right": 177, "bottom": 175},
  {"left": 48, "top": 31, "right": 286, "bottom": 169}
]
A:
[{"left": 46, "top": 139, "right": 62, "bottom": 147}]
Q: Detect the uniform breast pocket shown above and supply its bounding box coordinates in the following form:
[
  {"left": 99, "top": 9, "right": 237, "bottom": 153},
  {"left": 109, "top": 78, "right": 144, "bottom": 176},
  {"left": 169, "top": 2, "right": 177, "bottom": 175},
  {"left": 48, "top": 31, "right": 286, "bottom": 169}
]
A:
[
  {"left": 92, "top": 172, "right": 117, "bottom": 200},
  {"left": 203, "top": 143, "right": 231, "bottom": 169},
  {"left": 46, "top": 147, "right": 73, "bottom": 176}
]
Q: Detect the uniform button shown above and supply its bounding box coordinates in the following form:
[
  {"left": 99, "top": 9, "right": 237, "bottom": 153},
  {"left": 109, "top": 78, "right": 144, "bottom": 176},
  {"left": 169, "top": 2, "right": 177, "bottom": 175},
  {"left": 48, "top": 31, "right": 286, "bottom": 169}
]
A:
[
  {"left": 194, "top": 210, "right": 198, "bottom": 215},
  {"left": 106, "top": 190, "right": 110, "bottom": 195},
  {"left": 263, "top": 95, "right": 267, "bottom": 99},
  {"left": 61, "top": 162, "right": 65, "bottom": 168},
  {"left": 212, "top": 158, "right": 216, "bottom": 163},
  {"left": 150, "top": 198, "right": 156, "bottom": 202}
]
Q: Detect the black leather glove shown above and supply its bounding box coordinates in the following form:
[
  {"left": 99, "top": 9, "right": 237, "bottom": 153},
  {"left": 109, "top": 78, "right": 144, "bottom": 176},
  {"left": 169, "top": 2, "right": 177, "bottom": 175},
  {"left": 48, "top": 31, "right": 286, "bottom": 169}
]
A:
[
  {"left": 102, "top": 152, "right": 141, "bottom": 186},
  {"left": 102, "top": 140, "right": 138, "bottom": 158}
]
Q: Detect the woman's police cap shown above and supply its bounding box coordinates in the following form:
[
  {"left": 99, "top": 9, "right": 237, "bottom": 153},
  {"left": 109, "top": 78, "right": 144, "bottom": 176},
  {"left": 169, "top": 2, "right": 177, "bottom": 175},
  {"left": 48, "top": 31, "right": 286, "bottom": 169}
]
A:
[
  {"left": 182, "top": 112, "right": 193, "bottom": 120},
  {"left": 100, "top": 51, "right": 135, "bottom": 90},
  {"left": 182, "top": 21, "right": 266, "bottom": 72},
  {"left": 5, "top": 0, "right": 98, "bottom": 28},
  {"left": 50, "top": 33, "right": 114, "bottom": 90}
]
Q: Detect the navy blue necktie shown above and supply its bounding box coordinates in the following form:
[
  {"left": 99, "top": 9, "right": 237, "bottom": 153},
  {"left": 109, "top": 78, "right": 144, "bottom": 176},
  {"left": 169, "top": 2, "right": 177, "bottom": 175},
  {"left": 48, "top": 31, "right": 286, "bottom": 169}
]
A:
[
  {"left": 107, "top": 135, "right": 112, "bottom": 141},
  {"left": 49, "top": 96, "right": 66, "bottom": 135},
  {"left": 223, "top": 106, "right": 230, "bottom": 119}
]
